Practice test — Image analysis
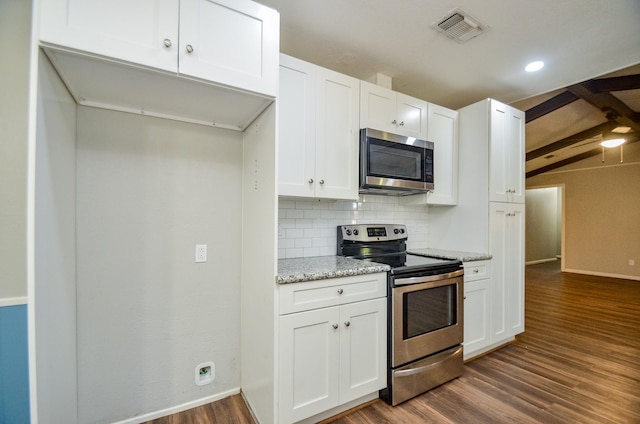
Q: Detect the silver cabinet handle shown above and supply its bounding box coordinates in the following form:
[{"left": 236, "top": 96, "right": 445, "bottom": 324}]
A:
[
  {"left": 308, "top": 178, "right": 314, "bottom": 184},
  {"left": 337, "top": 288, "right": 343, "bottom": 294},
  {"left": 163, "top": 39, "right": 172, "bottom": 48},
  {"left": 473, "top": 269, "right": 479, "bottom": 273},
  {"left": 319, "top": 179, "right": 325, "bottom": 185},
  {"left": 392, "top": 119, "right": 397, "bottom": 125},
  {"left": 399, "top": 121, "right": 405, "bottom": 126},
  {"left": 186, "top": 44, "right": 194, "bottom": 53},
  {"left": 344, "top": 321, "right": 350, "bottom": 327},
  {"left": 332, "top": 323, "right": 339, "bottom": 330}
]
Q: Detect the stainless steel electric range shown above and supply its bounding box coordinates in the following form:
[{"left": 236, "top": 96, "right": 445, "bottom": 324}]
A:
[{"left": 337, "top": 224, "right": 464, "bottom": 405}]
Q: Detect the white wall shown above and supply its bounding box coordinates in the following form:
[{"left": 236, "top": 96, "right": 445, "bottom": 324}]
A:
[
  {"left": 75, "top": 107, "right": 244, "bottom": 422},
  {"left": 525, "top": 187, "right": 561, "bottom": 263},
  {"left": 0, "top": 0, "right": 30, "bottom": 300},
  {"left": 278, "top": 195, "right": 430, "bottom": 259}
]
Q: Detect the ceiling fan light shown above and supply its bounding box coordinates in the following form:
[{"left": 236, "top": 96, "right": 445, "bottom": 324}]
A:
[{"left": 600, "top": 138, "right": 625, "bottom": 148}]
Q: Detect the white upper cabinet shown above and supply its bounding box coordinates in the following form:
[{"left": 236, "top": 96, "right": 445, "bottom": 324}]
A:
[
  {"left": 39, "top": 0, "right": 180, "bottom": 73},
  {"left": 278, "top": 55, "right": 359, "bottom": 200},
  {"left": 400, "top": 103, "right": 458, "bottom": 206},
  {"left": 489, "top": 100, "right": 525, "bottom": 203},
  {"left": 178, "top": 0, "right": 278, "bottom": 95},
  {"left": 40, "top": 0, "right": 278, "bottom": 96},
  {"left": 38, "top": 0, "right": 279, "bottom": 129},
  {"left": 360, "top": 81, "right": 428, "bottom": 139},
  {"left": 427, "top": 104, "right": 458, "bottom": 205}
]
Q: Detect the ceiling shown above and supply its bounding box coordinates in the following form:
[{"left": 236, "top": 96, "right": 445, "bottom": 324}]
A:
[{"left": 256, "top": 0, "right": 640, "bottom": 177}]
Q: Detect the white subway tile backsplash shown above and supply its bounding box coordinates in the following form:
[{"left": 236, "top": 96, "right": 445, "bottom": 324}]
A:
[
  {"left": 285, "top": 208, "right": 304, "bottom": 219},
  {"left": 278, "top": 195, "right": 430, "bottom": 259}
]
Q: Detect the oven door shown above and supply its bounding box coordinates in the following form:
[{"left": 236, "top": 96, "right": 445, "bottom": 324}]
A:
[{"left": 391, "top": 271, "right": 463, "bottom": 367}]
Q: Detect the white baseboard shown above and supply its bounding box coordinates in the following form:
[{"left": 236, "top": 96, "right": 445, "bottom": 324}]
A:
[
  {"left": 112, "top": 387, "right": 241, "bottom": 424},
  {"left": 563, "top": 268, "right": 640, "bottom": 282},
  {"left": 525, "top": 258, "right": 558, "bottom": 265},
  {"left": 0, "top": 296, "right": 28, "bottom": 307}
]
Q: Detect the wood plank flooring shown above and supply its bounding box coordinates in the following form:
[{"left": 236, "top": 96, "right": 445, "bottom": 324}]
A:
[{"left": 145, "top": 261, "right": 640, "bottom": 423}]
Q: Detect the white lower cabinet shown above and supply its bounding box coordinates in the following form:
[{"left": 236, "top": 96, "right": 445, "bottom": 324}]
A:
[
  {"left": 463, "top": 261, "right": 491, "bottom": 360},
  {"left": 278, "top": 274, "right": 387, "bottom": 424},
  {"left": 490, "top": 202, "right": 525, "bottom": 340}
]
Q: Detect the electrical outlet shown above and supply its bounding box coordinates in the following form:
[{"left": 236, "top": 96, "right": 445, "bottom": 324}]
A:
[
  {"left": 195, "top": 362, "right": 215, "bottom": 386},
  {"left": 630, "top": 259, "right": 635, "bottom": 266},
  {"left": 195, "top": 245, "right": 207, "bottom": 263}
]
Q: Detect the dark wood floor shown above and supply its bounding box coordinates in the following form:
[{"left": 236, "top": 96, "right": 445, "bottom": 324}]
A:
[{"left": 146, "top": 261, "right": 640, "bottom": 423}]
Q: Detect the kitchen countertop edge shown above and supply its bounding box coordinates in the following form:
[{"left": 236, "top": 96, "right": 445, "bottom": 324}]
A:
[
  {"left": 408, "top": 248, "right": 492, "bottom": 262},
  {"left": 277, "top": 256, "right": 390, "bottom": 284}
]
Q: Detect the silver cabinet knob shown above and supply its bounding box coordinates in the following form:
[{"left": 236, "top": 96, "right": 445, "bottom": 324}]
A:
[
  {"left": 337, "top": 288, "right": 343, "bottom": 294},
  {"left": 186, "top": 44, "right": 194, "bottom": 53},
  {"left": 344, "top": 321, "right": 350, "bottom": 327},
  {"left": 399, "top": 121, "right": 405, "bottom": 126},
  {"left": 308, "top": 178, "right": 314, "bottom": 184},
  {"left": 163, "top": 39, "right": 172, "bottom": 48},
  {"left": 473, "top": 269, "right": 479, "bottom": 273},
  {"left": 392, "top": 119, "right": 397, "bottom": 125},
  {"left": 332, "top": 323, "right": 339, "bottom": 330},
  {"left": 319, "top": 179, "right": 325, "bottom": 185}
]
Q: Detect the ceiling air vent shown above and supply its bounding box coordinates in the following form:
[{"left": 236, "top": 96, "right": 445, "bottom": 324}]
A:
[{"left": 431, "top": 9, "right": 488, "bottom": 43}]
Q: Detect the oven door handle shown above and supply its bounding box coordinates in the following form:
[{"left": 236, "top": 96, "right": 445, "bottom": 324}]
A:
[
  {"left": 394, "top": 346, "right": 463, "bottom": 377},
  {"left": 394, "top": 269, "right": 464, "bottom": 286}
]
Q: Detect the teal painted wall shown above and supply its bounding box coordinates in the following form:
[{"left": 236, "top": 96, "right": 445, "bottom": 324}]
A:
[{"left": 0, "top": 305, "right": 30, "bottom": 423}]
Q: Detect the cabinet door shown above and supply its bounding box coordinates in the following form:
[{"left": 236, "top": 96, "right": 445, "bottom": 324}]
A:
[
  {"left": 396, "top": 93, "right": 429, "bottom": 139},
  {"left": 506, "top": 203, "right": 525, "bottom": 336},
  {"left": 279, "top": 307, "right": 340, "bottom": 424},
  {"left": 489, "top": 101, "right": 525, "bottom": 203},
  {"left": 489, "top": 101, "right": 510, "bottom": 203},
  {"left": 360, "top": 81, "right": 396, "bottom": 133},
  {"left": 489, "top": 202, "right": 509, "bottom": 342},
  {"left": 278, "top": 55, "right": 316, "bottom": 198},
  {"left": 179, "top": 0, "right": 279, "bottom": 96},
  {"left": 427, "top": 104, "right": 458, "bottom": 205},
  {"left": 506, "top": 109, "right": 525, "bottom": 203},
  {"left": 339, "top": 298, "right": 387, "bottom": 404},
  {"left": 489, "top": 202, "right": 525, "bottom": 342},
  {"left": 463, "top": 278, "right": 491, "bottom": 360},
  {"left": 39, "top": 0, "right": 179, "bottom": 72},
  {"left": 315, "top": 69, "right": 360, "bottom": 200}
]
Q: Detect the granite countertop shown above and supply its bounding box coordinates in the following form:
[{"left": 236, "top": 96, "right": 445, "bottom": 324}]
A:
[
  {"left": 408, "top": 248, "right": 492, "bottom": 262},
  {"left": 277, "top": 256, "right": 390, "bottom": 284}
]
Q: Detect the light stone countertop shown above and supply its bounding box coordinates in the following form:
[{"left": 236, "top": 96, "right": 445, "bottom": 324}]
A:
[
  {"left": 277, "top": 256, "right": 390, "bottom": 284},
  {"left": 408, "top": 248, "right": 492, "bottom": 262}
]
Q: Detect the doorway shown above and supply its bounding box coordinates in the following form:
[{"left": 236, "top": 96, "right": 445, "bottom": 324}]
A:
[{"left": 525, "top": 186, "right": 564, "bottom": 270}]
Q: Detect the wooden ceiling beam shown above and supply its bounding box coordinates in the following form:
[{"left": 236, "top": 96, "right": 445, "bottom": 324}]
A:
[
  {"left": 525, "top": 91, "right": 579, "bottom": 123},
  {"left": 526, "top": 150, "right": 600, "bottom": 178},
  {"left": 525, "top": 121, "right": 616, "bottom": 161},
  {"left": 587, "top": 74, "right": 640, "bottom": 93},
  {"left": 567, "top": 83, "right": 640, "bottom": 132}
]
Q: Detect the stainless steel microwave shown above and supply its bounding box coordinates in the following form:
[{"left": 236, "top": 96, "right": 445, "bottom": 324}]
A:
[{"left": 359, "top": 128, "right": 434, "bottom": 195}]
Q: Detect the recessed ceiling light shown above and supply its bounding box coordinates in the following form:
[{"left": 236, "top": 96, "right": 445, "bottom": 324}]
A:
[{"left": 525, "top": 61, "right": 544, "bottom": 72}]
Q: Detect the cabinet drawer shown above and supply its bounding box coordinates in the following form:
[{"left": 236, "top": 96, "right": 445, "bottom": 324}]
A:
[
  {"left": 463, "top": 260, "right": 491, "bottom": 282},
  {"left": 279, "top": 273, "right": 387, "bottom": 315}
]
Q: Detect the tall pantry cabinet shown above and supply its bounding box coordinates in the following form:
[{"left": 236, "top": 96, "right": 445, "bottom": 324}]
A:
[{"left": 429, "top": 98, "right": 525, "bottom": 359}]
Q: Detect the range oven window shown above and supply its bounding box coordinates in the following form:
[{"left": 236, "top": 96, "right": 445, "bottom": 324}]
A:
[
  {"left": 403, "top": 284, "right": 457, "bottom": 339},
  {"left": 367, "top": 138, "right": 425, "bottom": 181}
]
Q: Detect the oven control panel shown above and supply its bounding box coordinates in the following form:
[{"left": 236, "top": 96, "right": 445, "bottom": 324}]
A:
[{"left": 338, "top": 224, "right": 407, "bottom": 242}]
